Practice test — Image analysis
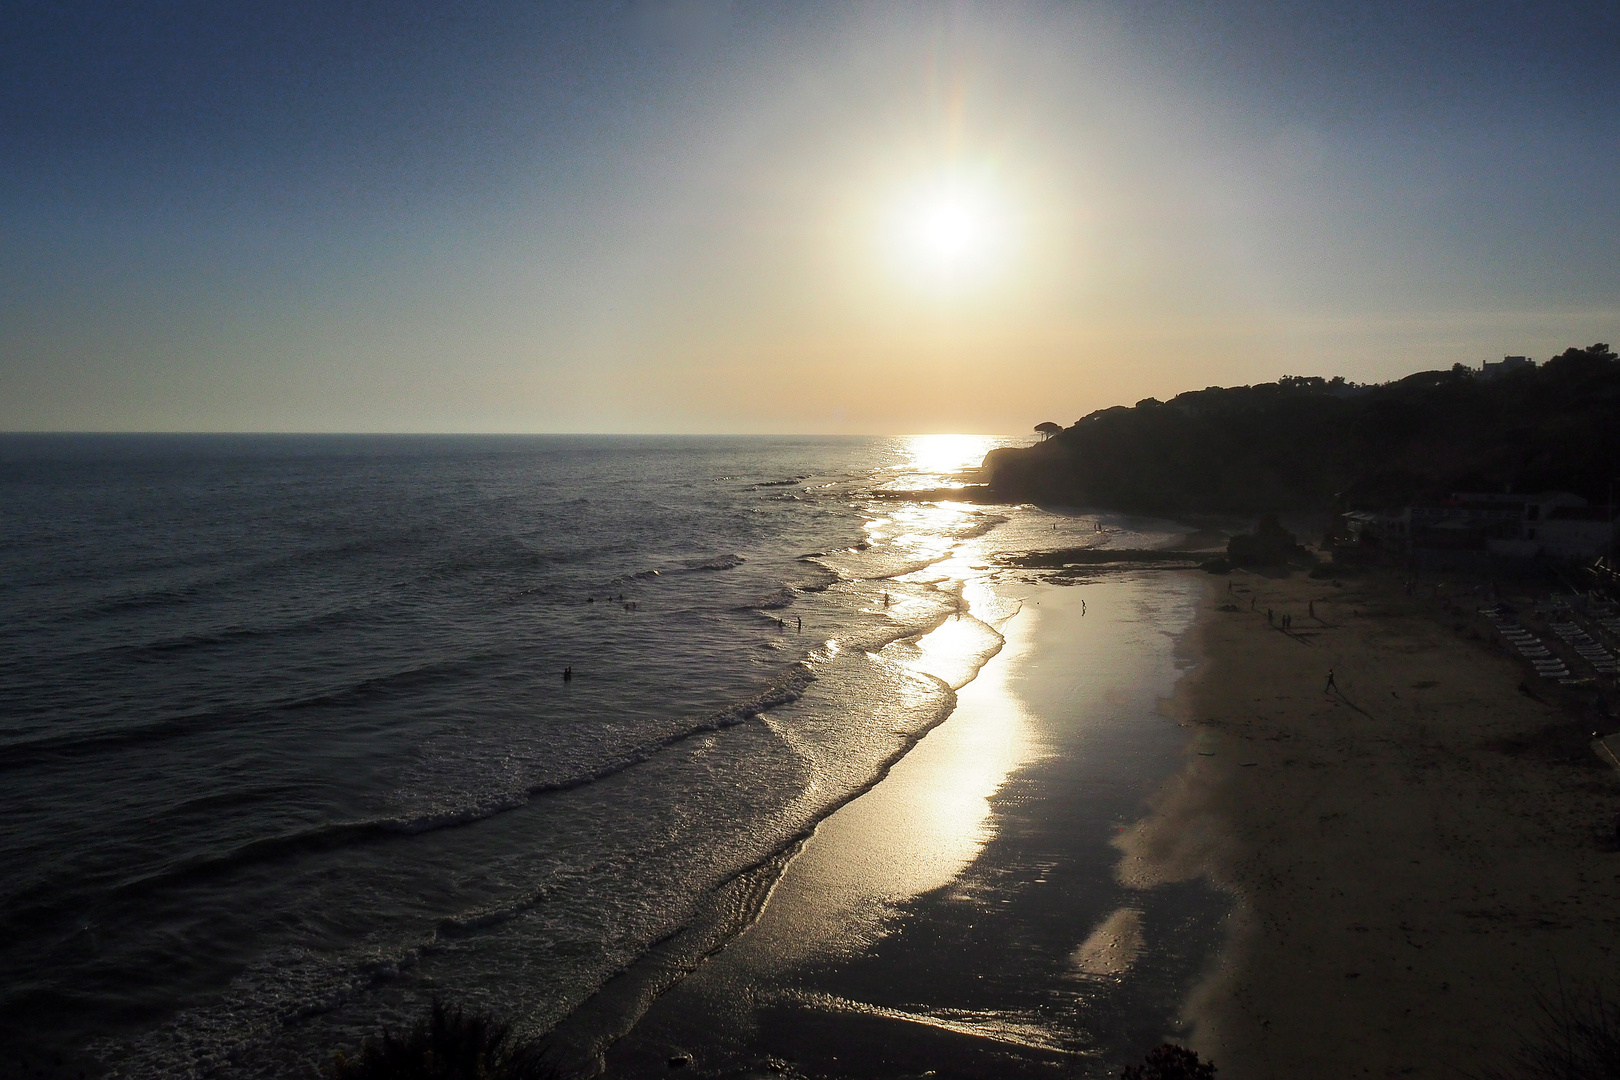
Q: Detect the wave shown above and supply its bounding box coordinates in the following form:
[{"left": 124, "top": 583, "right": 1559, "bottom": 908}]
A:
[
  {"left": 61, "top": 528, "right": 586, "bottom": 628},
  {"left": 606, "top": 568, "right": 662, "bottom": 585},
  {"left": 544, "top": 668, "right": 984, "bottom": 1076},
  {"left": 540, "top": 842, "right": 803, "bottom": 1077},
  {"left": 421, "top": 535, "right": 598, "bottom": 582},
  {"left": 0, "top": 657, "right": 486, "bottom": 773},
  {"left": 679, "top": 553, "right": 745, "bottom": 572},
  {"left": 0, "top": 709, "right": 247, "bottom": 773},
  {"left": 280, "top": 658, "right": 483, "bottom": 712},
  {"left": 66, "top": 567, "right": 1014, "bottom": 1078},
  {"left": 107, "top": 606, "right": 369, "bottom": 662},
  {"left": 0, "top": 663, "right": 824, "bottom": 926},
  {"left": 434, "top": 882, "right": 555, "bottom": 939},
  {"left": 604, "top": 554, "right": 746, "bottom": 585},
  {"left": 69, "top": 533, "right": 422, "bottom": 622},
  {"left": 742, "top": 586, "right": 797, "bottom": 612}
]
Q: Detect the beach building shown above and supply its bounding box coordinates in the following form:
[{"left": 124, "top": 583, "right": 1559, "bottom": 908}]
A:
[
  {"left": 1348, "top": 491, "right": 1616, "bottom": 566},
  {"left": 1480, "top": 354, "right": 1535, "bottom": 378},
  {"left": 1539, "top": 504, "right": 1620, "bottom": 560},
  {"left": 1408, "top": 492, "right": 1616, "bottom": 564}
]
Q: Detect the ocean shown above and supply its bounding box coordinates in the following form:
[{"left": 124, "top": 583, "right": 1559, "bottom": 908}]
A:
[{"left": 0, "top": 434, "right": 1189, "bottom": 1078}]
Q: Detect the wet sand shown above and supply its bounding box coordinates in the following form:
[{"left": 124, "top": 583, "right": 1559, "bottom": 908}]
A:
[
  {"left": 1120, "top": 569, "right": 1620, "bottom": 1077},
  {"left": 604, "top": 578, "right": 1224, "bottom": 1079}
]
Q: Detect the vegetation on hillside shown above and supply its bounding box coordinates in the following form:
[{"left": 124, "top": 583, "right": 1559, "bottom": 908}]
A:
[
  {"left": 323, "top": 1000, "right": 555, "bottom": 1080},
  {"left": 1120, "top": 1043, "right": 1218, "bottom": 1079},
  {"left": 984, "top": 344, "right": 1620, "bottom": 514}
]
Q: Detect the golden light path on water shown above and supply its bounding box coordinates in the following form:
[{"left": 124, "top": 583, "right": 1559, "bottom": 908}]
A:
[
  {"left": 900, "top": 432, "right": 1000, "bottom": 484},
  {"left": 742, "top": 602, "right": 1044, "bottom": 970},
  {"left": 733, "top": 432, "right": 1043, "bottom": 970}
]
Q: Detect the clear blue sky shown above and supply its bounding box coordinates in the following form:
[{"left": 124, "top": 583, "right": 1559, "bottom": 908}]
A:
[{"left": 4, "top": 1, "right": 1617, "bottom": 432}]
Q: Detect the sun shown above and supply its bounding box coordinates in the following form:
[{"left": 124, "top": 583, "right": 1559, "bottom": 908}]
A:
[
  {"left": 912, "top": 188, "right": 990, "bottom": 264},
  {"left": 888, "top": 173, "right": 1011, "bottom": 288}
]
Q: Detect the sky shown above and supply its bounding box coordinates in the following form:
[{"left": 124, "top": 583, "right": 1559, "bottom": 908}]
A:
[{"left": 3, "top": 1, "right": 1618, "bottom": 434}]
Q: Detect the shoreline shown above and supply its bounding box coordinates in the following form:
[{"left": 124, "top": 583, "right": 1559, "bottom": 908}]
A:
[
  {"left": 602, "top": 573, "right": 1222, "bottom": 1078},
  {"left": 1120, "top": 567, "right": 1620, "bottom": 1076}
]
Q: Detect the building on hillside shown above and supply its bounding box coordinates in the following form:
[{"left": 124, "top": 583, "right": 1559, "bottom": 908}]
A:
[
  {"left": 1480, "top": 355, "right": 1535, "bottom": 378},
  {"left": 1346, "top": 491, "right": 1615, "bottom": 567},
  {"left": 1411, "top": 492, "right": 1615, "bottom": 564}
]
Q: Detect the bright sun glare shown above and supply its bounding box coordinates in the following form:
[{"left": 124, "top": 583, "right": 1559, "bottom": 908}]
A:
[
  {"left": 907, "top": 433, "right": 998, "bottom": 478},
  {"left": 890, "top": 175, "right": 1010, "bottom": 286}
]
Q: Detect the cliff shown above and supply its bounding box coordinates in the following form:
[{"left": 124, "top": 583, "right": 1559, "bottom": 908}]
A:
[{"left": 984, "top": 344, "right": 1620, "bottom": 515}]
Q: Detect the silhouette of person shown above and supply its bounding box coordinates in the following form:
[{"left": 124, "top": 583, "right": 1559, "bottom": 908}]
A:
[
  {"left": 1324, "top": 668, "right": 1336, "bottom": 694},
  {"left": 563, "top": 666, "right": 572, "bottom": 682}
]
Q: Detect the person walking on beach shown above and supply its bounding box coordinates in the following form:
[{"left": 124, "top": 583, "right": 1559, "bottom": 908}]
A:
[
  {"left": 796, "top": 616, "right": 802, "bottom": 633},
  {"left": 1324, "top": 668, "right": 1336, "bottom": 694},
  {"left": 1081, "top": 599, "right": 1086, "bottom": 615}
]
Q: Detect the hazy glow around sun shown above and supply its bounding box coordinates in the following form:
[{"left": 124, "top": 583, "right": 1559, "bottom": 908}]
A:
[{"left": 887, "top": 172, "right": 1014, "bottom": 288}]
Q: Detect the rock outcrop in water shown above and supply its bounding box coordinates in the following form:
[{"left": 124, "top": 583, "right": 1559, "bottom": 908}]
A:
[
  {"left": 983, "top": 344, "right": 1620, "bottom": 514},
  {"left": 1226, "top": 516, "right": 1310, "bottom": 568}
]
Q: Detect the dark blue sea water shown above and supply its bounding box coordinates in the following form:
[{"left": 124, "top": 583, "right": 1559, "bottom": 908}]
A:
[{"left": 5, "top": 433, "right": 1161, "bottom": 1078}]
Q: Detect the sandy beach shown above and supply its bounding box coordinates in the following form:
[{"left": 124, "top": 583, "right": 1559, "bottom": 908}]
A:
[{"left": 1122, "top": 567, "right": 1620, "bottom": 1077}]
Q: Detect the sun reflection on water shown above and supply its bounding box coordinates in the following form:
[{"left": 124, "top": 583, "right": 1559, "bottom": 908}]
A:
[
  {"left": 732, "top": 603, "right": 1045, "bottom": 969},
  {"left": 902, "top": 433, "right": 1001, "bottom": 484}
]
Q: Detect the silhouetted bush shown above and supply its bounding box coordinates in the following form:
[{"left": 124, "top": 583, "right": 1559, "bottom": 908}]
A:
[
  {"left": 1475, "top": 982, "right": 1620, "bottom": 1080},
  {"left": 323, "top": 999, "right": 556, "bottom": 1080},
  {"left": 1120, "top": 1043, "right": 1217, "bottom": 1079}
]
